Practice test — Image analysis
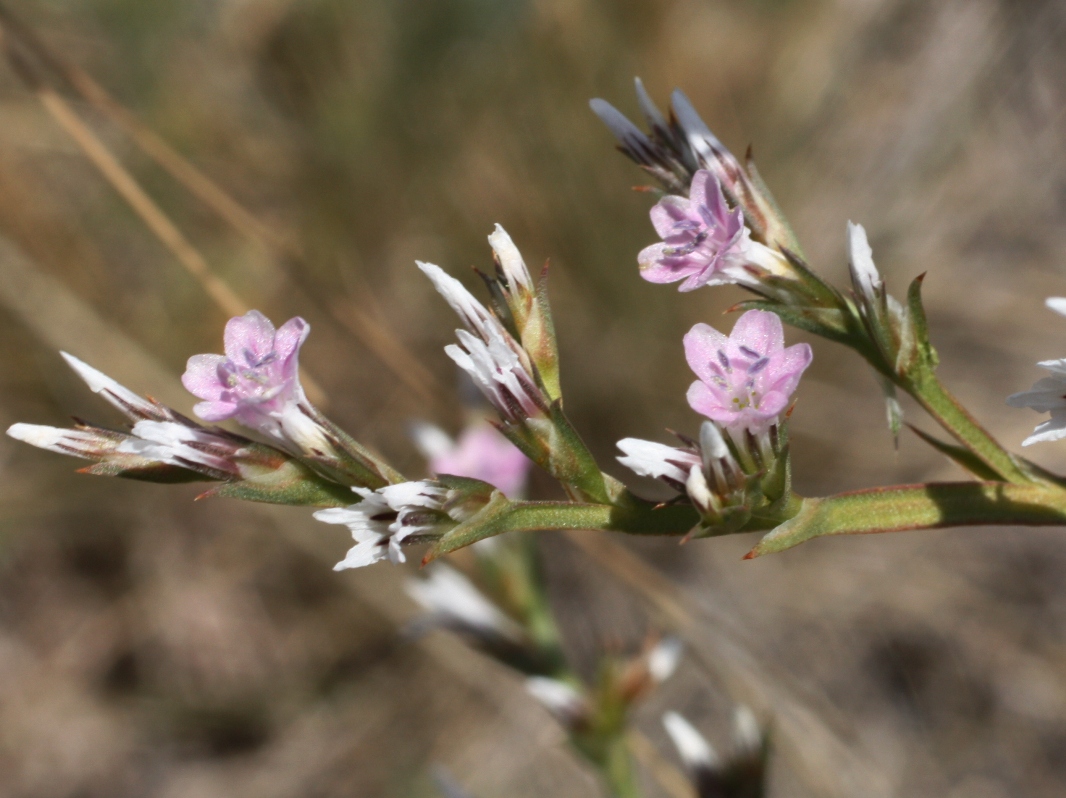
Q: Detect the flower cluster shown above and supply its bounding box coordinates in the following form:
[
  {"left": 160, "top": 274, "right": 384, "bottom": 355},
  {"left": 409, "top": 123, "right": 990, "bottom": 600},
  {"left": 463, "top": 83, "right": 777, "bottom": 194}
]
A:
[
  {"left": 6, "top": 352, "right": 355, "bottom": 506},
  {"left": 618, "top": 310, "right": 809, "bottom": 533},
  {"left": 314, "top": 476, "right": 497, "bottom": 568},
  {"left": 591, "top": 78, "right": 796, "bottom": 251},
  {"left": 419, "top": 259, "right": 550, "bottom": 426}
]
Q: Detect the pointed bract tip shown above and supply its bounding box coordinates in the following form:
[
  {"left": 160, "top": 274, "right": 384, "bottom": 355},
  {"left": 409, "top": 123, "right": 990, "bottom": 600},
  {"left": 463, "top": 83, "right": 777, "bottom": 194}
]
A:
[
  {"left": 7, "top": 422, "right": 59, "bottom": 446},
  {"left": 742, "top": 548, "right": 758, "bottom": 560}
]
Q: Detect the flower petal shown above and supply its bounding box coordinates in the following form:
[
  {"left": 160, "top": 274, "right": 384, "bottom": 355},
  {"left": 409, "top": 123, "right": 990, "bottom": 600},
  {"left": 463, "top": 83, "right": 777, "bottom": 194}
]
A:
[
  {"left": 192, "top": 400, "right": 238, "bottom": 422},
  {"left": 729, "top": 310, "right": 784, "bottom": 357},
  {"left": 649, "top": 195, "right": 695, "bottom": 238},
  {"left": 684, "top": 323, "right": 730, "bottom": 384},
  {"left": 181, "top": 354, "right": 228, "bottom": 401},
  {"left": 224, "top": 310, "right": 276, "bottom": 362},
  {"left": 686, "top": 380, "right": 739, "bottom": 424},
  {"left": 274, "top": 317, "right": 310, "bottom": 362}
]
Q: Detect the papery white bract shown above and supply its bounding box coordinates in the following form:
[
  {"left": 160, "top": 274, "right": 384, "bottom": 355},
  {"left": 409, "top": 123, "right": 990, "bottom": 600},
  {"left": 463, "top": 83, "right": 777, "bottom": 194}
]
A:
[
  {"left": 8, "top": 356, "right": 240, "bottom": 480},
  {"left": 615, "top": 438, "right": 701, "bottom": 488},
  {"left": 488, "top": 223, "right": 533, "bottom": 294},
  {"left": 1008, "top": 364, "right": 1066, "bottom": 445},
  {"left": 617, "top": 422, "right": 745, "bottom": 522},
  {"left": 315, "top": 481, "right": 451, "bottom": 568},
  {"left": 419, "top": 260, "right": 549, "bottom": 424},
  {"left": 61, "top": 352, "right": 167, "bottom": 421}
]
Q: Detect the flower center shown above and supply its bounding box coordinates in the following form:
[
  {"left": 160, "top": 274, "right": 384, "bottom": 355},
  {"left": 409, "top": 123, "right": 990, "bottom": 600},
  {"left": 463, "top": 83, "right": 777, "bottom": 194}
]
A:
[{"left": 710, "top": 348, "right": 766, "bottom": 411}]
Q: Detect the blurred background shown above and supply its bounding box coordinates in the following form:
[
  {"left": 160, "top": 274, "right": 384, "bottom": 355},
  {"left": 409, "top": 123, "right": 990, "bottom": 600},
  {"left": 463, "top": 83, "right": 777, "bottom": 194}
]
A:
[{"left": 2, "top": 0, "right": 1066, "bottom": 795}]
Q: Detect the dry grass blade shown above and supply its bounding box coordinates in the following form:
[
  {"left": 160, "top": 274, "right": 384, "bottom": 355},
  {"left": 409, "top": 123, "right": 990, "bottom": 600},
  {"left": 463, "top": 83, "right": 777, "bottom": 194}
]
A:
[
  {"left": 0, "top": 17, "right": 330, "bottom": 405},
  {"left": 0, "top": 2, "right": 441, "bottom": 405}
]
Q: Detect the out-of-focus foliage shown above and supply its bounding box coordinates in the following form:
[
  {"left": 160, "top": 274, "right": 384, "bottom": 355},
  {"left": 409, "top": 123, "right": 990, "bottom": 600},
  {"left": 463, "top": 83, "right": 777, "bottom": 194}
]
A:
[{"left": 3, "top": 0, "right": 1066, "bottom": 795}]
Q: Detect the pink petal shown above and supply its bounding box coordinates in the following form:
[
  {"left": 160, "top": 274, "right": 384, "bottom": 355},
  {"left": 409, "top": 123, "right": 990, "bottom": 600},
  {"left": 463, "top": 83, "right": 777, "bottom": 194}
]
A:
[
  {"left": 755, "top": 390, "right": 789, "bottom": 418},
  {"left": 274, "top": 317, "right": 310, "bottom": 362},
  {"left": 181, "top": 354, "right": 228, "bottom": 401},
  {"left": 689, "top": 170, "right": 711, "bottom": 206},
  {"left": 683, "top": 323, "right": 730, "bottom": 384},
  {"left": 686, "top": 380, "right": 739, "bottom": 424},
  {"left": 639, "top": 246, "right": 699, "bottom": 284},
  {"left": 678, "top": 271, "right": 709, "bottom": 292},
  {"left": 224, "top": 310, "right": 276, "bottom": 362},
  {"left": 760, "top": 343, "right": 813, "bottom": 396},
  {"left": 193, "top": 400, "right": 238, "bottom": 422},
  {"left": 729, "top": 310, "right": 784, "bottom": 357},
  {"left": 649, "top": 196, "right": 696, "bottom": 238},
  {"left": 697, "top": 172, "right": 729, "bottom": 225}
]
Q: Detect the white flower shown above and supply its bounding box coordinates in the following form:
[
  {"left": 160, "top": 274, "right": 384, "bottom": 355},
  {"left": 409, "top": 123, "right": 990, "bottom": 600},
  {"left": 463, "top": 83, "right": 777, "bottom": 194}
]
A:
[
  {"left": 488, "top": 224, "right": 533, "bottom": 293},
  {"left": 1007, "top": 300, "right": 1066, "bottom": 446},
  {"left": 1007, "top": 361, "right": 1066, "bottom": 445},
  {"left": 314, "top": 481, "right": 453, "bottom": 568},
  {"left": 847, "top": 221, "right": 882, "bottom": 303},
  {"left": 662, "top": 712, "right": 719, "bottom": 772},
  {"left": 405, "top": 564, "right": 524, "bottom": 643},
  {"left": 616, "top": 438, "right": 701, "bottom": 486},
  {"left": 117, "top": 420, "right": 239, "bottom": 474},
  {"left": 419, "top": 260, "right": 548, "bottom": 423},
  {"left": 7, "top": 423, "right": 118, "bottom": 458}
]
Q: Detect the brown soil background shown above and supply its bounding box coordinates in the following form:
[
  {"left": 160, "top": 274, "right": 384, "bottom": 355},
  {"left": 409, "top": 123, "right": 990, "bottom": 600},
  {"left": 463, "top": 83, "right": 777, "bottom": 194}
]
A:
[{"left": 1, "top": 0, "right": 1066, "bottom": 795}]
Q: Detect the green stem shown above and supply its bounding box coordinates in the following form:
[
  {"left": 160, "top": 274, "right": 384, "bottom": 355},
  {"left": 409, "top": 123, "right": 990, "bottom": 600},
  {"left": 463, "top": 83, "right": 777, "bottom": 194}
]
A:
[
  {"left": 747, "top": 480, "right": 1066, "bottom": 557},
  {"left": 905, "top": 371, "right": 1031, "bottom": 484},
  {"left": 600, "top": 734, "right": 643, "bottom": 798}
]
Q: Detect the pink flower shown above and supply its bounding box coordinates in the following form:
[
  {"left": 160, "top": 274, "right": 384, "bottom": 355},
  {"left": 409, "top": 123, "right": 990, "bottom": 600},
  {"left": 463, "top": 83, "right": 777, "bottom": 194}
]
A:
[
  {"left": 429, "top": 424, "right": 531, "bottom": 499},
  {"left": 182, "top": 310, "right": 309, "bottom": 431},
  {"left": 638, "top": 171, "right": 783, "bottom": 292},
  {"left": 684, "top": 310, "right": 812, "bottom": 432}
]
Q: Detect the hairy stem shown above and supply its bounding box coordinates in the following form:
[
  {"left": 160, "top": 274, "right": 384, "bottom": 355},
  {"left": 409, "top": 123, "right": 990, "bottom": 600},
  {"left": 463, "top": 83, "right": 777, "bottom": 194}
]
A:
[
  {"left": 747, "top": 480, "right": 1066, "bottom": 557},
  {"left": 905, "top": 371, "right": 1030, "bottom": 484}
]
